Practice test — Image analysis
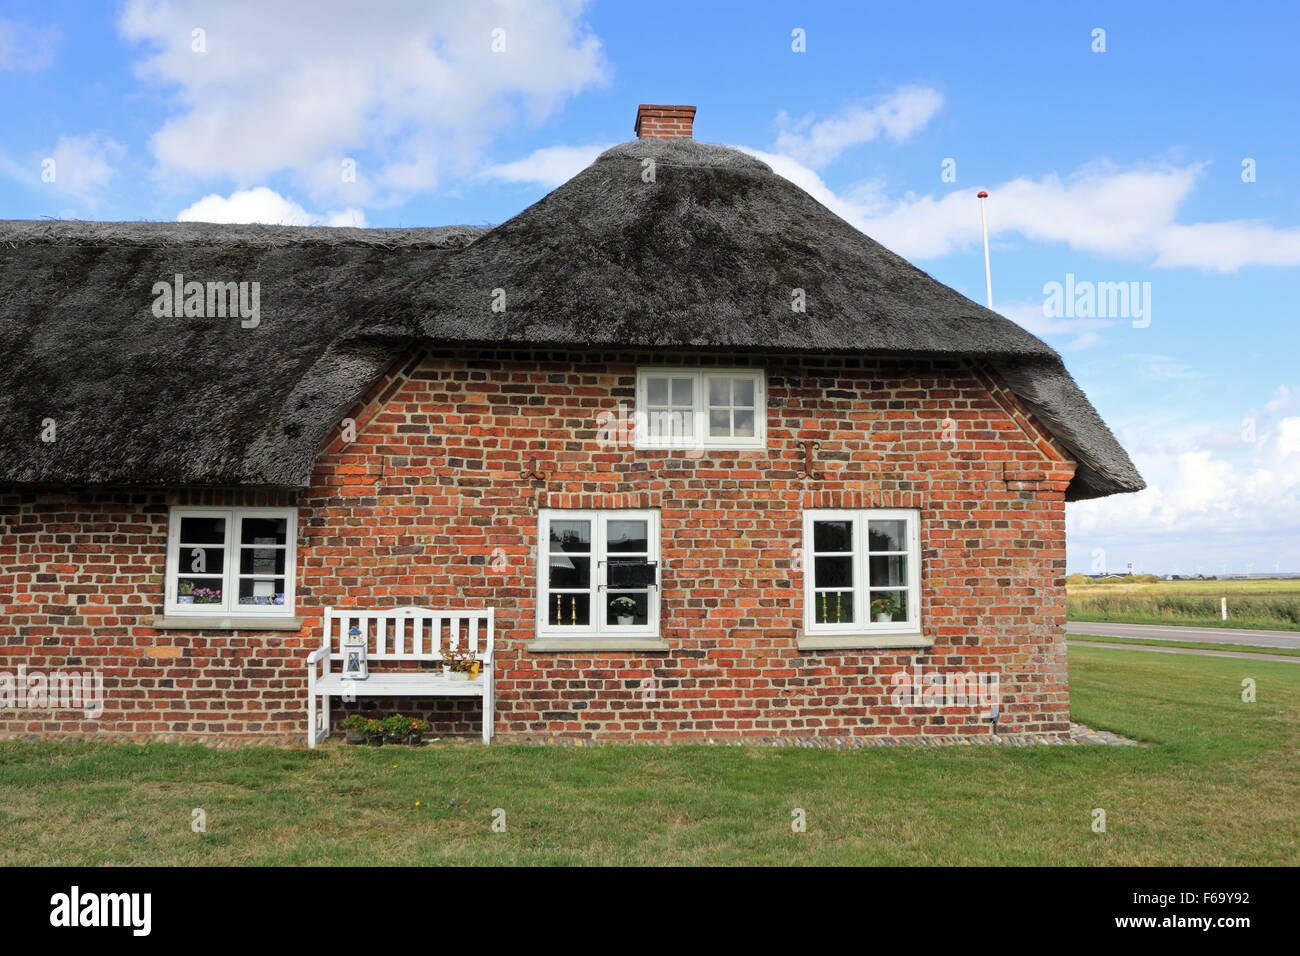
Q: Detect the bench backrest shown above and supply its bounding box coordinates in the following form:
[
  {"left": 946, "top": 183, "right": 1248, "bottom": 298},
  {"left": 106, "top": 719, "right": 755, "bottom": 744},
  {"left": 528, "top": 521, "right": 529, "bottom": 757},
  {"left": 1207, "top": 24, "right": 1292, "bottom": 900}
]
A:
[{"left": 323, "top": 606, "right": 494, "bottom": 663}]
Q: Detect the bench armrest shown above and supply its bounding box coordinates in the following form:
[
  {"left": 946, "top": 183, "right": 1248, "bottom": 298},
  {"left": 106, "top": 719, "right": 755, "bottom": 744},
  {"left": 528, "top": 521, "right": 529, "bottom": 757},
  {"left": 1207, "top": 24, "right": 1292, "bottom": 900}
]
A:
[{"left": 307, "top": 646, "right": 330, "bottom": 665}]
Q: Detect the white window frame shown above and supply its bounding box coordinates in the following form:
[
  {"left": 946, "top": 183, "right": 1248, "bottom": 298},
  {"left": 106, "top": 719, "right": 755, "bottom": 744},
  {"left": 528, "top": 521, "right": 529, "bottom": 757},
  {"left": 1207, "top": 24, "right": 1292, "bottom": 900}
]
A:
[
  {"left": 537, "top": 509, "right": 661, "bottom": 639},
  {"left": 802, "top": 509, "right": 921, "bottom": 637},
  {"left": 634, "top": 368, "right": 766, "bottom": 450},
  {"left": 164, "top": 507, "right": 298, "bottom": 617}
]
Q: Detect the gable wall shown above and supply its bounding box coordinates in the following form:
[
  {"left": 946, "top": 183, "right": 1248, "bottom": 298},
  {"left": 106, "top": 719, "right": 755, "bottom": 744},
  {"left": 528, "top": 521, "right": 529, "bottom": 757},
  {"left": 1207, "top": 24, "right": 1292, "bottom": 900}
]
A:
[{"left": 0, "top": 348, "right": 1075, "bottom": 744}]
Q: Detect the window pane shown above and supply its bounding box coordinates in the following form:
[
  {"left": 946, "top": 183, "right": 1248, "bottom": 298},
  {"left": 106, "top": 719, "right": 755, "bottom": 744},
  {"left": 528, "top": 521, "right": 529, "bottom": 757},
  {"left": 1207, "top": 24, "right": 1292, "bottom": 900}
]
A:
[
  {"left": 708, "top": 377, "right": 729, "bottom": 406},
  {"left": 733, "top": 379, "right": 754, "bottom": 407},
  {"left": 813, "top": 520, "right": 852, "bottom": 553},
  {"left": 869, "top": 520, "right": 907, "bottom": 551},
  {"left": 240, "top": 547, "right": 286, "bottom": 575},
  {"left": 814, "top": 555, "right": 854, "bottom": 588},
  {"left": 182, "top": 580, "right": 224, "bottom": 604},
  {"left": 870, "top": 590, "right": 908, "bottom": 622},
  {"left": 238, "top": 577, "right": 287, "bottom": 606},
  {"left": 240, "top": 517, "right": 287, "bottom": 546},
  {"left": 179, "top": 546, "right": 224, "bottom": 575},
  {"left": 708, "top": 409, "right": 730, "bottom": 436},
  {"left": 548, "top": 554, "right": 590, "bottom": 589},
  {"left": 671, "top": 378, "right": 694, "bottom": 406},
  {"left": 548, "top": 592, "right": 590, "bottom": 627},
  {"left": 606, "top": 591, "right": 648, "bottom": 626},
  {"left": 646, "top": 378, "right": 668, "bottom": 406},
  {"left": 607, "top": 520, "right": 648, "bottom": 553},
  {"left": 733, "top": 409, "right": 755, "bottom": 437},
  {"left": 648, "top": 408, "right": 692, "bottom": 438},
  {"left": 179, "top": 516, "right": 225, "bottom": 544},
  {"left": 549, "top": 520, "right": 590, "bottom": 552},
  {"left": 869, "top": 554, "right": 907, "bottom": 587},
  {"left": 814, "top": 591, "right": 854, "bottom": 624}
]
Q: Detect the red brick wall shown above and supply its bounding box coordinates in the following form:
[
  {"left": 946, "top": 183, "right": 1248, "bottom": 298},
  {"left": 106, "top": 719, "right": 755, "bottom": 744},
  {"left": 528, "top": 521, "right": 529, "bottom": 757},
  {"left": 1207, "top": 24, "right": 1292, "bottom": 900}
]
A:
[
  {"left": 634, "top": 104, "right": 696, "bottom": 139},
  {"left": 0, "top": 348, "right": 1076, "bottom": 744}
]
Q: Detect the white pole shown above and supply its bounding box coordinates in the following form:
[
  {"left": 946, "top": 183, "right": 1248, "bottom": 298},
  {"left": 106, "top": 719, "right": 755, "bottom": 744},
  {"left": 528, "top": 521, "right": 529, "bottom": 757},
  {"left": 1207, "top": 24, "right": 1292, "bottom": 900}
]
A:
[
  {"left": 978, "top": 190, "right": 992, "bottom": 309},
  {"left": 1221, "top": 597, "right": 1227, "bottom": 621}
]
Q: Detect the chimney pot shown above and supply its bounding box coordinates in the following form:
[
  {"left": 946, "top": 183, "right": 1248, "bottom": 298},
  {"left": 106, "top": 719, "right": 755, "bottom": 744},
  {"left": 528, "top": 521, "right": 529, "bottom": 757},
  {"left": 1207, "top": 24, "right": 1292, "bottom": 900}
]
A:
[{"left": 635, "top": 104, "right": 696, "bottom": 140}]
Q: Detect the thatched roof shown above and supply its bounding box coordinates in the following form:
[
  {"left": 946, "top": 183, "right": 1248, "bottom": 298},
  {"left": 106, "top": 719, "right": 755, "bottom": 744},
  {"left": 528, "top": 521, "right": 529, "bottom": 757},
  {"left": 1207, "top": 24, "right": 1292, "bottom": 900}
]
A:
[
  {"left": 374, "top": 139, "right": 1143, "bottom": 499},
  {"left": 0, "top": 139, "right": 1142, "bottom": 500},
  {"left": 0, "top": 220, "right": 482, "bottom": 487}
]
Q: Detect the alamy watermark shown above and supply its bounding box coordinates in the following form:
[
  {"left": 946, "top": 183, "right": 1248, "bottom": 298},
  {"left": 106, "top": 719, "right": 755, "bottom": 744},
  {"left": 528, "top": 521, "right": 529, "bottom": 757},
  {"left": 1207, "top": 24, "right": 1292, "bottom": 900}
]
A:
[
  {"left": 1043, "top": 273, "right": 1150, "bottom": 328},
  {"left": 151, "top": 274, "right": 260, "bottom": 328},
  {"left": 888, "top": 664, "right": 1000, "bottom": 713},
  {"left": 0, "top": 666, "right": 104, "bottom": 718}
]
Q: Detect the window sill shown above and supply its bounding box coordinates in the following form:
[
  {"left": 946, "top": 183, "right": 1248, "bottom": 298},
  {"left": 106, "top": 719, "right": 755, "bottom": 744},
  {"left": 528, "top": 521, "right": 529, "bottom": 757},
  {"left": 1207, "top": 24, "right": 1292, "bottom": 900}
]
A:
[
  {"left": 633, "top": 443, "right": 766, "bottom": 453},
  {"left": 526, "top": 637, "right": 670, "bottom": 652},
  {"left": 796, "top": 633, "right": 934, "bottom": 651},
  {"left": 151, "top": 615, "right": 305, "bottom": 631}
]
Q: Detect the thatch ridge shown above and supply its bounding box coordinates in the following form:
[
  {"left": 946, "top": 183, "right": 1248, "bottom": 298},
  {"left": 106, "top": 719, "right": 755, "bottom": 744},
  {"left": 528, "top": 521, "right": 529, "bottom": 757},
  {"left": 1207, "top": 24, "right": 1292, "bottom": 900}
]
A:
[{"left": 0, "top": 219, "right": 484, "bottom": 250}]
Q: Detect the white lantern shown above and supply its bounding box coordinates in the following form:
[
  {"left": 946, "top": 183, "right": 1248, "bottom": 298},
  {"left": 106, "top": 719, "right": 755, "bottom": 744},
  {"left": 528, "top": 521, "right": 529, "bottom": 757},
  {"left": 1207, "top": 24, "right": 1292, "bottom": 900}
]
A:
[{"left": 342, "top": 624, "right": 367, "bottom": 679}]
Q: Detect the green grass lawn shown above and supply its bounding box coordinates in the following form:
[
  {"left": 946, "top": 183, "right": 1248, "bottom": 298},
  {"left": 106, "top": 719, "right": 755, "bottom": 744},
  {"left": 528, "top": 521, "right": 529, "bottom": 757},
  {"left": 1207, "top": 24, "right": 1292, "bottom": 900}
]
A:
[
  {"left": 1068, "top": 634, "right": 1300, "bottom": 658},
  {"left": 1, "top": 646, "right": 1297, "bottom": 865}
]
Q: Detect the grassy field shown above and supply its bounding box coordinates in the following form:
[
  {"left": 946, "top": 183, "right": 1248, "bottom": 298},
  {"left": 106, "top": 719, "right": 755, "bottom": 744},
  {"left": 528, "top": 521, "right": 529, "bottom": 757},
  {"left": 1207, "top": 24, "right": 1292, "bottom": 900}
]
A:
[
  {"left": 1067, "top": 576, "right": 1300, "bottom": 631},
  {"left": 1, "top": 646, "right": 1297, "bottom": 866},
  {"left": 1068, "top": 633, "right": 1300, "bottom": 658}
]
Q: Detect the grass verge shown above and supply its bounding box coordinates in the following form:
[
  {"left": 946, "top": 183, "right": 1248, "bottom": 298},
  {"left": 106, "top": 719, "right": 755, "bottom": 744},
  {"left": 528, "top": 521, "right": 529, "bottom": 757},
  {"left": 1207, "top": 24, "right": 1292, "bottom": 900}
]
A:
[
  {"left": 1, "top": 647, "right": 1296, "bottom": 865},
  {"left": 1067, "top": 634, "right": 1300, "bottom": 658}
]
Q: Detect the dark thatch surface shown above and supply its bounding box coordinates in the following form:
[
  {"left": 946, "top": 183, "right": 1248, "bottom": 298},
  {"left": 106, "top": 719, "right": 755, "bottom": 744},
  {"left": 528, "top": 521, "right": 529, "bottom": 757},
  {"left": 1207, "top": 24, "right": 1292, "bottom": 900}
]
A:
[
  {"left": 0, "top": 139, "right": 1143, "bottom": 499},
  {"left": 0, "top": 220, "right": 481, "bottom": 487}
]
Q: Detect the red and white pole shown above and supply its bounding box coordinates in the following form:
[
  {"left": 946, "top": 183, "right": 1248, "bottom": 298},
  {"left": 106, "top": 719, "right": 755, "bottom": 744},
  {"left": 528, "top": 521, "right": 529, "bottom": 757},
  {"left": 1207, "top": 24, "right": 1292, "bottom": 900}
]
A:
[{"left": 977, "top": 190, "right": 992, "bottom": 309}]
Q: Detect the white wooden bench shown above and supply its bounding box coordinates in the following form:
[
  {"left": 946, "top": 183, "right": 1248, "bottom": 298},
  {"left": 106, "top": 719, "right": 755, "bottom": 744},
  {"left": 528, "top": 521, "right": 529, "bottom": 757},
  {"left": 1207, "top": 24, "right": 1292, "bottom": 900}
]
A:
[{"left": 307, "top": 606, "right": 495, "bottom": 746}]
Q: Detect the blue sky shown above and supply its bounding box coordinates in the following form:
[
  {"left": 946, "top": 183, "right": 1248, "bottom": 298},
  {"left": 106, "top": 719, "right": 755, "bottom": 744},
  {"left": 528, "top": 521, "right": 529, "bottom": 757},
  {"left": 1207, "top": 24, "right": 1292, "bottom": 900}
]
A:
[{"left": 2, "top": 0, "right": 1298, "bottom": 573}]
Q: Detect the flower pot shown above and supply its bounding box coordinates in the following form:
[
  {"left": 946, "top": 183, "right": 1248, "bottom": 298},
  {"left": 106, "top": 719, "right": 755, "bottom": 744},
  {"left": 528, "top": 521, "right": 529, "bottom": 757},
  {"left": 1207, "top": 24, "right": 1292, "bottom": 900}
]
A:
[
  {"left": 406, "top": 732, "right": 422, "bottom": 746},
  {"left": 366, "top": 734, "right": 383, "bottom": 747},
  {"left": 177, "top": 595, "right": 195, "bottom": 604},
  {"left": 384, "top": 731, "right": 404, "bottom": 745},
  {"left": 617, "top": 615, "right": 634, "bottom": 626},
  {"left": 875, "top": 613, "right": 893, "bottom": 623},
  {"left": 448, "top": 671, "right": 470, "bottom": 682},
  {"left": 345, "top": 729, "right": 365, "bottom": 745}
]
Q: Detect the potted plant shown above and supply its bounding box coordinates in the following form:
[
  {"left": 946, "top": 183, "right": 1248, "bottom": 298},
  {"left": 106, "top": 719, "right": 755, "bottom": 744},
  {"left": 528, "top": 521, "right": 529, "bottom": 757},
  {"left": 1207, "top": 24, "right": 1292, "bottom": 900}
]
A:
[
  {"left": 342, "top": 714, "right": 367, "bottom": 745},
  {"left": 177, "top": 580, "right": 195, "bottom": 604},
  {"left": 364, "top": 717, "right": 384, "bottom": 746},
  {"left": 871, "top": 595, "right": 900, "bottom": 624},
  {"left": 193, "top": 587, "right": 221, "bottom": 605},
  {"left": 443, "top": 647, "right": 480, "bottom": 681},
  {"left": 382, "top": 714, "right": 407, "bottom": 745},
  {"left": 406, "top": 718, "right": 430, "bottom": 746},
  {"left": 610, "top": 595, "right": 638, "bottom": 626}
]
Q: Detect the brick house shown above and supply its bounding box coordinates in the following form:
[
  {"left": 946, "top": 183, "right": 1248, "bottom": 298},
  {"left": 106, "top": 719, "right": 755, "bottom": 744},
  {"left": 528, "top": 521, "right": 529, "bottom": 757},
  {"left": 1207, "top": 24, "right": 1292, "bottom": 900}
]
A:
[{"left": 0, "top": 104, "right": 1143, "bottom": 746}]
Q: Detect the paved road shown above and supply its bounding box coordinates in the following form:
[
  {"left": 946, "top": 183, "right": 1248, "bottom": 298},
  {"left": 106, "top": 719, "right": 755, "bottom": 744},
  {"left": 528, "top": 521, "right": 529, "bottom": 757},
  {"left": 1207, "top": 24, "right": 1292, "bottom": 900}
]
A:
[
  {"left": 1067, "top": 640, "right": 1299, "bottom": 665},
  {"left": 1066, "top": 620, "right": 1300, "bottom": 650}
]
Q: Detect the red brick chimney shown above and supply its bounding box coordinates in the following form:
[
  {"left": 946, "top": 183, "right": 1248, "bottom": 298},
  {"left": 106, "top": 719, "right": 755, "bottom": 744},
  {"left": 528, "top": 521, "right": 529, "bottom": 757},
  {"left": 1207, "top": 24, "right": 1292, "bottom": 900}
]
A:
[{"left": 634, "top": 104, "right": 696, "bottom": 140}]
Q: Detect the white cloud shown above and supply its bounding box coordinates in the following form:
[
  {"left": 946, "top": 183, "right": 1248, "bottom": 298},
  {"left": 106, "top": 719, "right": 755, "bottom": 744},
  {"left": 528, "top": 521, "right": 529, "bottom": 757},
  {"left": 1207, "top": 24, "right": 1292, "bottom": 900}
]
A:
[
  {"left": 773, "top": 86, "right": 944, "bottom": 168},
  {"left": 1067, "top": 390, "right": 1300, "bottom": 572},
  {"left": 1154, "top": 220, "right": 1300, "bottom": 272},
  {"left": 177, "top": 187, "right": 365, "bottom": 226},
  {"left": 119, "top": 0, "right": 608, "bottom": 207},
  {"left": 996, "top": 299, "right": 1117, "bottom": 351},
  {"left": 483, "top": 143, "right": 612, "bottom": 188},
  {"left": 45, "top": 134, "right": 124, "bottom": 205},
  {"left": 746, "top": 147, "right": 1300, "bottom": 274},
  {"left": 0, "top": 18, "right": 58, "bottom": 70}
]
